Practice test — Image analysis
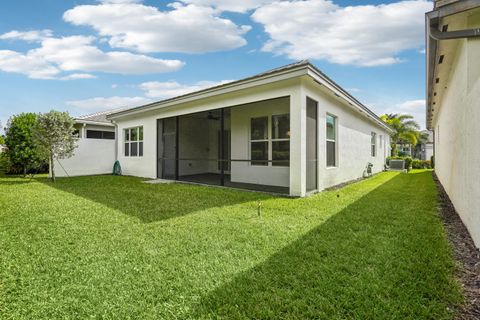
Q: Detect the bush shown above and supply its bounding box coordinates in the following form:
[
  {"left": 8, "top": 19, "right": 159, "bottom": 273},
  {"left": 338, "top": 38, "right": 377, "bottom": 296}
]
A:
[
  {"left": 386, "top": 156, "right": 413, "bottom": 170},
  {"left": 412, "top": 159, "right": 432, "bottom": 169},
  {"left": 0, "top": 151, "right": 49, "bottom": 175},
  {"left": 431, "top": 155, "right": 435, "bottom": 169}
]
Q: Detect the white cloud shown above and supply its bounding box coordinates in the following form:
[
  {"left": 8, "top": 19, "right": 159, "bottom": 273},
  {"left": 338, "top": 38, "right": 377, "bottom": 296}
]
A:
[
  {"left": 0, "top": 29, "right": 53, "bottom": 42},
  {"left": 376, "top": 99, "right": 426, "bottom": 129},
  {"left": 66, "top": 96, "right": 152, "bottom": 110},
  {"left": 0, "top": 50, "right": 60, "bottom": 79},
  {"left": 180, "top": 0, "right": 273, "bottom": 13},
  {"left": 139, "top": 80, "right": 233, "bottom": 98},
  {"left": 252, "top": 0, "right": 432, "bottom": 66},
  {"left": 63, "top": 2, "right": 250, "bottom": 53},
  {"left": 0, "top": 34, "right": 184, "bottom": 79},
  {"left": 395, "top": 100, "right": 426, "bottom": 129},
  {"left": 60, "top": 73, "right": 97, "bottom": 80},
  {"left": 100, "top": 0, "right": 142, "bottom": 3}
]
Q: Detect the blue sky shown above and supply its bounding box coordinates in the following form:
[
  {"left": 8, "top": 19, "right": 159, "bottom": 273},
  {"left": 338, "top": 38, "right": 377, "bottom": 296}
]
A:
[{"left": 0, "top": 0, "right": 432, "bottom": 132}]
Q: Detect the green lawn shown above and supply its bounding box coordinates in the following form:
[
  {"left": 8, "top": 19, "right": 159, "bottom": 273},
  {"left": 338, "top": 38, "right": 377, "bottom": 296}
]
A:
[{"left": 0, "top": 171, "right": 461, "bottom": 319}]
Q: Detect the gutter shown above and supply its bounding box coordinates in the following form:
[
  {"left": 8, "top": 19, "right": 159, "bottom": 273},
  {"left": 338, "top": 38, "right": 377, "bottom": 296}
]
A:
[
  {"left": 426, "top": 0, "right": 480, "bottom": 129},
  {"left": 75, "top": 119, "right": 115, "bottom": 127}
]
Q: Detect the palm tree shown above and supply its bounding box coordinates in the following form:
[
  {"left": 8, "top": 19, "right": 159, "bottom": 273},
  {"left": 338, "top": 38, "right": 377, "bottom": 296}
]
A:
[{"left": 380, "top": 114, "right": 420, "bottom": 156}]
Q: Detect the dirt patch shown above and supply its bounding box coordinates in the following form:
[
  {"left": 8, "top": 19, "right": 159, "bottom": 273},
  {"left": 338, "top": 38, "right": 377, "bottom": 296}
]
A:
[{"left": 433, "top": 172, "right": 480, "bottom": 320}]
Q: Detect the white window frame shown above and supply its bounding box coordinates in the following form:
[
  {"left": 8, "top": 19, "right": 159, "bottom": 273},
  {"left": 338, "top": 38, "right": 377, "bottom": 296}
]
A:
[
  {"left": 326, "top": 113, "right": 337, "bottom": 168},
  {"left": 249, "top": 114, "right": 290, "bottom": 167},
  {"left": 371, "top": 132, "right": 377, "bottom": 157},
  {"left": 124, "top": 126, "right": 144, "bottom": 158}
]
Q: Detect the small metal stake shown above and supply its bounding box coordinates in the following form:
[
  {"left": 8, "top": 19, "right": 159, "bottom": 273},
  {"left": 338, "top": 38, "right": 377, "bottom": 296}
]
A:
[{"left": 257, "top": 202, "right": 262, "bottom": 216}]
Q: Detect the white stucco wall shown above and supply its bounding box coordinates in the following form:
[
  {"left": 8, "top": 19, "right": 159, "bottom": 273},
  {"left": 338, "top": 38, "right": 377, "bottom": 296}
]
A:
[
  {"left": 302, "top": 79, "right": 390, "bottom": 191},
  {"left": 433, "top": 12, "right": 480, "bottom": 247},
  {"left": 54, "top": 138, "right": 115, "bottom": 177}
]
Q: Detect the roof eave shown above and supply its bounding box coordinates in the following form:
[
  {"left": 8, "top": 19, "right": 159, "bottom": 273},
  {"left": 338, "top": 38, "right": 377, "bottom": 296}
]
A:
[
  {"left": 106, "top": 61, "right": 391, "bottom": 133},
  {"left": 305, "top": 64, "right": 393, "bottom": 133},
  {"left": 107, "top": 62, "right": 311, "bottom": 120},
  {"left": 75, "top": 119, "right": 115, "bottom": 127}
]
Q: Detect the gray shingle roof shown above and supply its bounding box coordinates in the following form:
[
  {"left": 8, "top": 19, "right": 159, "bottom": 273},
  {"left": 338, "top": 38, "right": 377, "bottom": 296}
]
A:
[{"left": 76, "top": 107, "right": 129, "bottom": 123}]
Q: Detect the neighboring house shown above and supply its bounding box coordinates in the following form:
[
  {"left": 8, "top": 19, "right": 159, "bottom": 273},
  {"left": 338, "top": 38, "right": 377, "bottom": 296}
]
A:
[
  {"left": 426, "top": 1, "right": 480, "bottom": 247},
  {"left": 54, "top": 110, "right": 118, "bottom": 177},
  {"left": 96, "top": 60, "right": 391, "bottom": 197},
  {"left": 0, "top": 144, "right": 6, "bottom": 154},
  {"left": 413, "top": 130, "right": 434, "bottom": 161},
  {"left": 396, "top": 143, "right": 413, "bottom": 157}
]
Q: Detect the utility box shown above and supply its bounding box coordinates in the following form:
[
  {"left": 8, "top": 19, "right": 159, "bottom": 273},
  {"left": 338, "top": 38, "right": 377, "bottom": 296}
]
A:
[{"left": 389, "top": 159, "right": 405, "bottom": 171}]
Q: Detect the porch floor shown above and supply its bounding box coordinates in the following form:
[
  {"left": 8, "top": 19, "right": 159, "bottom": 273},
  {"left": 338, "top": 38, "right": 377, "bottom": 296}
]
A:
[{"left": 178, "top": 173, "right": 289, "bottom": 194}]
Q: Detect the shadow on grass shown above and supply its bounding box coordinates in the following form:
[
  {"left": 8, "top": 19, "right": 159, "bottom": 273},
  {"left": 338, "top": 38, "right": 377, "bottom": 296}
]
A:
[
  {"left": 0, "top": 175, "right": 38, "bottom": 185},
  {"left": 192, "top": 171, "right": 461, "bottom": 319},
  {"left": 36, "top": 175, "right": 273, "bottom": 223}
]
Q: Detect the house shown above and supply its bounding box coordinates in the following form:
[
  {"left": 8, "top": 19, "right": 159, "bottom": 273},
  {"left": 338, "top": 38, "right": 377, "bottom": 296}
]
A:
[
  {"left": 396, "top": 143, "right": 413, "bottom": 157},
  {"left": 0, "top": 144, "right": 5, "bottom": 153},
  {"left": 56, "top": 61, "right": 391, "bottom": 196},
  {"left": 53, "top": 110, "right": 118, "bottom": 177},
  {"left": 413, "top": 130, "right": 434, "bottom": 161},
  {"left": 102, "top": 61, "right": 391, "bottom": 197},
  {"left": 426, "top": 1, "right": 480, "bottom": 247}
]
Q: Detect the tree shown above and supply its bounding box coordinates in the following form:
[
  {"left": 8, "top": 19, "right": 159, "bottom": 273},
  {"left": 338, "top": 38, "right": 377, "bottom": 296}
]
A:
[
  {"left": 4, "top": 113, "right": 44, "bottom": 175},
  {"left": 0, "top": 120, "right": 4, "bottom": 145},
  {"left": 380, "top": 114, "right": 420, "bottom": 156},
  {"left": 34, "top": 110, "right": 77, "bottom": 182}
]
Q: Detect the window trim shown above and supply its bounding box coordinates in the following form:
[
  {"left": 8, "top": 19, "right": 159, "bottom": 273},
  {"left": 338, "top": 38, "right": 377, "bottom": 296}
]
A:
[
  {"left": 326, "top": 113, "right": 337, "bottom": 168},
  {"left": 124, "top": 126, "right": 144, "bottom": 158},
  {"left": 371, "top": 132, "right": 377, "bottom": 157}
]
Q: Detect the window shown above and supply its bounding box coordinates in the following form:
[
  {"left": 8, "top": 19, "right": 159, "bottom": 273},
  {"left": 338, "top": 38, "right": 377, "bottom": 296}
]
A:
[
  {"left": 271, "top": 114, "right": 290, "bottom": 166},
  {"left": 86, "top": 130, "right": 115, "bottom": 140},
  {"left": 326, "top": 114, "right": 337, "bottom": 167},
  {"left": 124, "top": 126, "right": 143, "bottom": 157},
  {"left": 379, "top": 135, "right": 383, "bottom": 149},
  {"left": 250, "top": 114, "right": 290, "bottom": 166},
  {"left": 371, "top": 132, "right": 377, "bottom": 157},
  {"left": 250, "top": 117, "right": 268, "bottom": 165}
]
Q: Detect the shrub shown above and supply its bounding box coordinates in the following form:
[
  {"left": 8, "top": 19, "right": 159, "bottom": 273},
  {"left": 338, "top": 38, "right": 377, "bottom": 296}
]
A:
[
  {"left": 431, "top": 155, "right": 435, "bottom": 169},
  {"left": 412, "top": 159, "right": 432, "bottom": 169}
]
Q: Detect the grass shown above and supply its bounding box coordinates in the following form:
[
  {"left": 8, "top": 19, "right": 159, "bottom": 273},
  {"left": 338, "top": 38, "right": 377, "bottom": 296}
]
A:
[{"left": 0, "top": 171, "right": 462, "bottom": 319}]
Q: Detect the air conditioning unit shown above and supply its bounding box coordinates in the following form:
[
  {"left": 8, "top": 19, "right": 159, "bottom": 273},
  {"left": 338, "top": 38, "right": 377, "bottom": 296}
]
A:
[{"left": 389, "top": 159, "right": 406, "bottom": 172}]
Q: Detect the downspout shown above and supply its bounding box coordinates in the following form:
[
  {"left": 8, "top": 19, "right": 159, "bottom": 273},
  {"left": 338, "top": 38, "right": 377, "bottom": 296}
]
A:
[
  {"left": 428, "top": 16, "right": 480, "bottom": 41},
  {"left": 112, "top": 120, "right": 118, "bottom": 161}
]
